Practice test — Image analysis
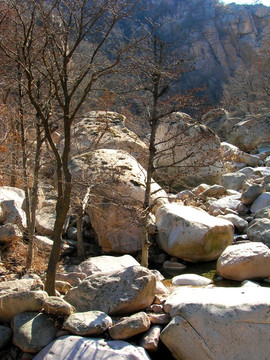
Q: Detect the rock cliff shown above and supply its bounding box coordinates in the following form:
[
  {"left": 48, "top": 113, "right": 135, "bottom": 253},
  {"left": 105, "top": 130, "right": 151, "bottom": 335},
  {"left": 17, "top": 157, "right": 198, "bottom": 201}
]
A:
[{"left": 147, "top": 0, "right": 270, "bottom": 103}]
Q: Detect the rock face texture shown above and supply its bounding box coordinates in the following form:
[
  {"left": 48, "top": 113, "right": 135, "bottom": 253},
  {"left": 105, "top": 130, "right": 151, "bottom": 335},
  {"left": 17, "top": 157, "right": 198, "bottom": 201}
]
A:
[
  {"left": 162, "top": 287, "right": 270, "bottom": 360},
  {"left": 70, "top": 149, "right": 167, "bottom": 254},
  {"left": 154, "top": 112, "right": 224, "bottom": 190},
  {"left": 156, "top": 203, "right": 234, "bottom": 262}
]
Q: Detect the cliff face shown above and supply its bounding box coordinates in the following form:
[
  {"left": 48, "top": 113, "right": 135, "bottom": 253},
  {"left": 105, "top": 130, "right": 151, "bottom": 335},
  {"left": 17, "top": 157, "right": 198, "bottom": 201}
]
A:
[{"left": 150, "top": 0, "right": 270, "bottom": 103}]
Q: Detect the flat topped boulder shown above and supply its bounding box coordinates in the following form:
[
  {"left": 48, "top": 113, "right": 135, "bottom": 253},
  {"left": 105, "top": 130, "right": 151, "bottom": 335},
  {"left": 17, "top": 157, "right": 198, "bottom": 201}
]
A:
[
  {"left": 162, "top": 287, "right": 270, "bottom": 360},
  {"left": 156, "top": 203, "right": 234, "bottom": 262}
]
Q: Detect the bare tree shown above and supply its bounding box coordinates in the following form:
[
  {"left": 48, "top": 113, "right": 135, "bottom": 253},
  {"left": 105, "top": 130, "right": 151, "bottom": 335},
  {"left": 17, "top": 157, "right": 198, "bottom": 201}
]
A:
[{"left": 0, "top": 0, "right": 148, "bottom": 294}]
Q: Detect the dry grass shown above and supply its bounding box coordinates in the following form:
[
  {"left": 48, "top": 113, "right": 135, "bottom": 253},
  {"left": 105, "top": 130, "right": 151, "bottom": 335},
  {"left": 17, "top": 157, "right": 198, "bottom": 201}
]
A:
[{"left": 0, "top": 240, "right": 51, "bottom": 280}]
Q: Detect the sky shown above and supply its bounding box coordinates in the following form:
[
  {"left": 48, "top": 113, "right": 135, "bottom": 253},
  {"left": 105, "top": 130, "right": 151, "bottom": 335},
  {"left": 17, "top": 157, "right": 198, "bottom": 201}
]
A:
[{"left": 221, "top": 0, "right": 270, "bottom": 5}]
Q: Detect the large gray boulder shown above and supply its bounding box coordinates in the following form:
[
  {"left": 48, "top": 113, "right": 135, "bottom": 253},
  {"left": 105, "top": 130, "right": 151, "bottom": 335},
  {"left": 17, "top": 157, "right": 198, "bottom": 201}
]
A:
[
  {"left": 220, "top": 172, "right": 247, "bottom": 191},
  {"left": 70, "top": 149, "right": 167, "bottom": 254},
  {"left": 154, "top": 112, "right": 224, "bottom": 191},
  {"left": 162, "top": 287, "right": 270, "bottom": 360},
  {"left": 227, "top": 113, "right": 270, "bottom": 152},
  {"left": 33, "top": 335, "right": 151, "bottom": 360},
  {"left": 251, "top": 192, "right": 270, "bottom": 213},
  {"left": 64, "top": 265, "right": 156, "bottom": 316},
  {"left": 156, "top": 203, "right": 234, "bottom": 262},
  {"left": 12, "top": 312, "right": 58, "bottom": 353},
  {"left": 217, "top": 242, "right": 270, "bottom": 281}
]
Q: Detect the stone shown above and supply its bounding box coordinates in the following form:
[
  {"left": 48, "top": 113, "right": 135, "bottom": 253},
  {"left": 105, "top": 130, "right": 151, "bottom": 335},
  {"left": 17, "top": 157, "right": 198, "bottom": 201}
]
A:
[
  {"left": 0, "top": 223, "right": 23, "bottom": 243},
  {"left": 70, "top": 149, "right": 167, "bottom": 254},
  {"left": 246, "top": 218, "right": 270, "bottom": 246},
  {"left": 73, "top": 254, "right": 139, "bottom": 276},
  {"left": 43, "top": 297, "right": 75, "bottom": 317},
  {"left": 55, "top": 280, "right": 72, "bottom": 294},
  {"left": 63, "top": 311, "right": 112, "bottom": 336},
  {"left": 64, "top": 265, "right": 156, "bottom": 316},
  {"left": 67, "top": 227, "right": 77, "bottom": 240},
  {"left": 0, "top": 291, "right": 48, "bottom": 323},
  {"left": 55, "top": 272, "right": 86, "bottom": 287},
  {"left": 251, "top": 192, "right": 270, "bottom": 213},
  {"left": 161, "top": 287, "right": 270, "bottom": 360},
  {"left": 162, "top": 261, "right": 186, "bottom": 271},
  {"left": 108, "top": 312, "right": 150, "bottom": 340},
  {"left": 217, "top": 213, "right": 248, "bottom": 232},
  {"left": 138, "top": 325, "right": 162, "bottom": 352},
  {"left": 34, "top": 235, "right": 74, "bottom": 254},
  {"left": 148, "top": 313, "right": 171, "bottom": 325},
  {"left": 172, "top": 274, "right": 212, "bottom": 286},
  {"left": 217, "top": 242, "right": 270, "bottom": 281},
  {"left": 220, "top": 172, "right": 247, "bottom": 191},
  {"left": 0, "top": 277, "right": 43, "bottom": 295},
  {"left": 12, "top": 312, "right": 58, "bottom": 353},
  {"left": 0, "top": 186, "right": 26, "bottom": 226},
  {"left": 208, "top": 194, "right": 242, "bottom": 215},
  {"left": 221, "top": 142, "right": 262, "bottom": 167},
  {"left": 255, "top": 207, "right": 270, "bottom": 219},
  {"left": 154, "top": 112, "right": 224, "bottom": 190},
  {"left": 227, "top": 114, "right": 270, "bottom": 152},
  {"left": 35, "top": 206, "right": 56, "bottom": 236},
  {"left": 241, "top": 280, "right": 261, "bottom": 288},
  {"left": 241, "top": 184, "right": 265, "bottom": 205},
  {"left": 71, "top": 111, "right": 149, "bottom": 169},
  {"left": 156, "top": 203, "right": 234, "bottom": 262},
  {"left": 32, "top": 335, "right": 151, "bottom": 360},
  {"left": 0, "top": 325, "right": 12, "bottom": 349},
  {"left": 202, "top": 185, "right": 226, "bottom": 198}
]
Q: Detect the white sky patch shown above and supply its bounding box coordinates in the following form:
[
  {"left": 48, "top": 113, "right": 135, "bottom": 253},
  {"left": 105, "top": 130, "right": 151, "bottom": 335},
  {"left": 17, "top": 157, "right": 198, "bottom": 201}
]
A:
[{"left": 221, "top": 0, "right": 270, "bottom": 5}]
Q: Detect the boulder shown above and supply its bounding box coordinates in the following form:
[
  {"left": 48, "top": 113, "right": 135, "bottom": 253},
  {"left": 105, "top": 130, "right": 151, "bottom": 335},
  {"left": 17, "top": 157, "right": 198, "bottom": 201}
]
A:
[
  {"left": 156, "top": 203, "right": 234, "bottom": 262},
  {"left": 0, "top": 223, "right": 23, "bottom": 243},
  {"left": 217, "top": 213, "right": 248, "bottom": 232},
  {"left": 0, "top": 186, "right": 26, "bottom": 226},
  {"left": 208, "top": 194, "right": 242, "bottom": 215},
  {"left": 0, "top": 277, "right": 43, "bottom": 295},
  {"left": 172, "top": 274, "right": 212, "bottom": 286},
  {"left": 201, "top": 185, "right": 226, "bottom": 198},
  {"left": 201, "top": 108, "right": 230, "bottom": 140},
  {"left": 227, "top": 113, "right": 270, "bottom": 152},
  {"left": 246, "top": 218, "right": 270, "bottom": 246},
  {"left": 108, "top": 312, "right": 150, "bottom": 340},
  {"left": 35, "top": 205, "right": 56, "bottom": 236},
  {"left": 220, "top": 142, "right": 262, "bottom": 167},
  {"left": 32, "top": 335, "right": 151, "bottom": 360},
  {"left": 43, "top": 297, "right": 75, "bottom": 317},
  {"left": 71, "top": 111, "right": 149, "bottom": 168},
  {"left": 251, "top": 192, "right": 270, "bottom": 213},
  {"left": 220, "top": 172, "right": 247, "bottom": 191},
  {"left": 241, "top": 184, "right": 265, "bottom": 205},
  {"left": 73, "top": 254, "right": 139, "bottom": 276},
  {"left": 64, "top": 265, "right": 156, "bottom": 315},
  {"left": 154, "top": 112, "right": 224, "bottom": 191},
  {"left": 217, "top": 242, "right": 270, "bottom": 281},
  {"left": 0, "top": 325, "right": 12, "bottom": 349},
  {"left": 70, "top": 149, "right": 167, "bottom": 254},
  {"left": 55, "top": 272, "right": 87, "bottom": 287},
  {"left": 161, "top": 287, "right": 270, "bottom": 360},
  {"left": 138, "top": 325, "right": 162, "bottom": 352},
  {"left": 63, "top": 311, "right": 112, "bottom": 336},
  {"left": 12, "top": 312, "right": 58, "bottom": 353},
  {"left": 0, "top": 291, "right": 48, "bottom": 323}
]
